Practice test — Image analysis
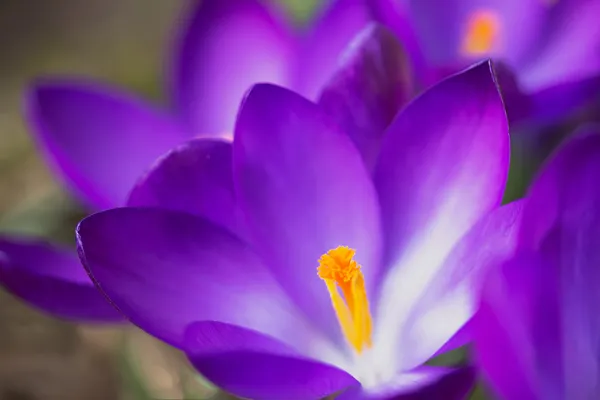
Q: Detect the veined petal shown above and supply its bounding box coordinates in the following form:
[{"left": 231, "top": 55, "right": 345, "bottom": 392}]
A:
[
  {"left": 295, "top": 0, "right": 374, "bottom": 100},
  {"left": 25, "top": 79, "right": 186, "bottom": 209},
  {"left": 337, "top": 366, "right": 476, "bottom": 400},
  {"left": 233, "top": 83, "right": 382, "bottom": 347},
  {"left": 399, "top": 200, "right": 524, "bottom": 369},
  {"left": 318, "top": 24, "right": 414, "bottom": 171},
  {"left": 186, "top": 324, "right": 357, "bottom": 400},
  {"left": 0, "top": 237, "right": 122, "bottom": 322},
  {"left": 77, "top": 207, "right": 342, "bottom": 365},
  {"left": 372, "top": 61, "right": 509, "bottom": 371},
  {"left": 127, "top": 138, "right": 245, "bottom": 238},
  {"left": 170, "top": 0, "right": 295, "bottom": 137}
]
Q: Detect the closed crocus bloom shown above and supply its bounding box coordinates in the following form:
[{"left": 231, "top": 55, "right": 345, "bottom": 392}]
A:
[
  {"left": 474, "top": 126, "right": 600, "bottom": 400},
  {"left": 368, "top": 0, "right": 600, "bottom": 128},
  {"left": 0, "top": 0, "right": 374, "bottom": 320},
  {"left": 76, "top": 24, "right": 522, "bottom": 397}
]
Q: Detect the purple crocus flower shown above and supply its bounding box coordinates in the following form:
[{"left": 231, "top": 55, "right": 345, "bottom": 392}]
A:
[
  {"left": 368, "top": 0, "right": 600, "bottom": 127},
  {"left": 76, "top": 44, "right": 520, "bottom": 398},
  {"left": 0, "top": 0, "right": 375, "bottom": 320},
  {"left": 473, "top": 126, "right": 600, "bottom": 399}
]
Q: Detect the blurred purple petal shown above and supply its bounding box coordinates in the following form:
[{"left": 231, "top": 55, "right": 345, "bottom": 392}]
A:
[
  {"left": 528, "top": 128, "right": 600, "bottom": 398},
  {"left": 371, "top": 61, "right": 509, "bottom": 368},
  {"left": 295, "top": 0, "right": 373, "bottom": 100},
  {"left": 519, "top": 126, "right": 600, "bottom": 249},
  {"left": 519, "top": 0, "right": 600, "bottom": 93},
  {"left": 474, "top": 252, "right": 555, "bottom": 400},
  {"left": 26, "top": 80, "right": 187, "bottom": 209},
  {"left": 526, "top": 75, "right": 600, "bottom": 127},
  {"left": 77, "top": 207, "right": 339, "bottom": 361},
  {"left": 338, "top": 366, "right": 475, "bottom": 399},
  {"left": 127, "top": 138, "right": 246, "bottom": 238},
  {"left": 399, "top": 200, "right": 524, "bottom": 368},
  {"left": 171, "top": 0, "right": 295, "bottom": 136},
  {"left": 516, "top": 0, "right": 600, "bottom": 125},
  {"left": 0, "top": 237, "right": 122, "bottom": 322},
  {"left": 365, "top": 0, "right": 427, "bottom": 83},
  {"left": 233, "top": 83, "right": 382, "bottom": 346},
  {"left": 475, "top": 128, "right": 600, "bottom": 399},
  {"left": 318, "top": 24, "right": 414, "bottom": 171},
  {"left": 187, "top": 341, "right": 356, "bottom": 400}
]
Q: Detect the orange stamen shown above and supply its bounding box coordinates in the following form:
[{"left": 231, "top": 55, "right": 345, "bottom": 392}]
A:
[
  {"left": 461, "top": 10, "right": 500, "bottom": 56},
  {"left": 317, "top": 246, "right": 373, "bottom": 353}
]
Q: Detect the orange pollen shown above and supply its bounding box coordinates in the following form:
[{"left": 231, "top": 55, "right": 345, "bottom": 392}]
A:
[
  {"left": 317, "top": 246, "right": 373, "bottom": 354},
  {"left": 461, "top": 10, "right": 500, "bottom": 56}
]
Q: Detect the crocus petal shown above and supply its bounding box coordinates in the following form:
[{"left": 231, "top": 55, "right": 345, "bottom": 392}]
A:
[
  {"left": 475, "top": 128, "right": 600, "bottom": 399},
  {"left": 77, "top": 207, "right": 343, "bottom": 365},
  {"left": 519, "top": 126, "right": 600, "bottom": 250},
  {"left": 338, "top": 366, "right": 475, "bottom": 400},
  {"left": 127, "top": 138, "right": 245, "bottom": 238},
  {"left": 26, "top": 80, "right": 187, "bottom": 209},
  {"left": 518, "top": 0, "right": 600, "bottom": 93},
  {"left": 515, "top": 0, "right": 600, "bottom": 125},
  {"left": 365, "top": 0, "right": 428, "bottom": 84},
  {"left": 0, "top": 237, "right": 122, "bottom": 322},
  {"left": 171, "top": 0, "right": 295, "bottom": 137},
  {"left": 399, "top": 200, "right": 524, "bottom": 369},
  {"left": 295, "top": 0, "right": 374, "bottom": 100},
  {"left": 186, "top": 325, "right": 357, "bottom": 400},
  {"left": 233, "top": 84, "right": 382, "bottom": 346},
  {"left": 526, "top": 74, "right": 600, "bottom": 127},
  {"left": 525, "top": 127, "right": 600, "bottom": 398},
  {"left": 474, "top": 252, "right": 555, "bottom": 400},
  {"left": 372, "top": 61, "right": 509, "bottom": 371},
  {"left": 318, "top": 24, "right": 414, "bottom": 171}
]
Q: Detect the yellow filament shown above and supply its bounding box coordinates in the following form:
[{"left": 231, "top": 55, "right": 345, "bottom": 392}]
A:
[
  {"left": 317, "top": 246, "right": 373, "bottom": 353},
  {"left": 461, "top": 10, "right": 500, "bottom": 56}
]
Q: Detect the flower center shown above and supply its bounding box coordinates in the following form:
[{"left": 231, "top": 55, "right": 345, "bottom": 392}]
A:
[
  {"left": 317, "top": 246, "right": 373, "bottom": 354},
  {"left": 461, "top": 10, "right": 500, "bottom": 56}
]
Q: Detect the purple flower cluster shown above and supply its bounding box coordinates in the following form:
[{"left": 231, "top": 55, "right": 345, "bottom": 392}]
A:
[{"left": 1, "top": 1, "right": 600, "bottom": 399}]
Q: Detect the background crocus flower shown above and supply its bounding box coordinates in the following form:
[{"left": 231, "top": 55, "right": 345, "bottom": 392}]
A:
[
  {"left": 368, "top": 0, "right": 600, "bottom": 128},
  {"left": 473, "top": 126, "right": 600, "bottom": 400},
  {"left": 0, "top": 0, "right": 375, "bottom": 320},
  {"left": 77, "top": 49, "right": 520, "bottom": 398}
]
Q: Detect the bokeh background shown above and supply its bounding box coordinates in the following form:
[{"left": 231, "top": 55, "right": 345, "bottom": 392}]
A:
[{"left": 0, "top": 0, "right": 597, "bottom": 399}]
